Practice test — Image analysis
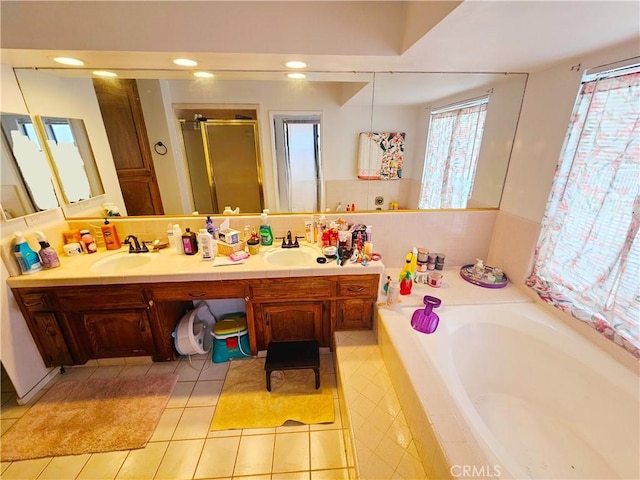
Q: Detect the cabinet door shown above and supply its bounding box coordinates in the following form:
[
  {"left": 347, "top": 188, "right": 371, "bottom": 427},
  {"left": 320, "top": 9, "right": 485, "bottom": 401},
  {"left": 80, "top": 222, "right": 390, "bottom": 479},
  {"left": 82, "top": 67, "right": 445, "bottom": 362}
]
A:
[
  {"left": 261, "top": 302, "right": 323, "bottom": 347},
  {"left": 31, "top": 312, "right": 74, "bottom": 367},
  {"left": 74, "top": 310, "right": 155, "bottom": 359},
  {"left": 336, "top": 299, "right": 373, "bottom": 330}
]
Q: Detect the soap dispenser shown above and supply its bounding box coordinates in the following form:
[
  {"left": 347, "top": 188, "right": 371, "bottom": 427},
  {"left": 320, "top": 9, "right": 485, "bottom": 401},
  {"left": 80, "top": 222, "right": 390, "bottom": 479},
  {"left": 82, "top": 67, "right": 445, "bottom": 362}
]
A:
[
  {"left": 101, "top": 218, "right": 121, "bottom": 250},
  {"left": 259, "top": 209, "right": 273, "bottom": 246}
]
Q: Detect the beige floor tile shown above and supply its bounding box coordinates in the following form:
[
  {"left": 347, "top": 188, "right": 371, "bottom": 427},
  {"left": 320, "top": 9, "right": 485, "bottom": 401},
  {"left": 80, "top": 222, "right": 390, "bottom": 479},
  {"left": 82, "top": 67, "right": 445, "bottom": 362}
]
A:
[
  {"left": 175, "top": 359, "right": 206, "bottom": 381},
  {"left": 96, "top": 358, "right": 126, "bottom": 367},
  {"left": 275, "top": 421, "right": 309, "bottom": 434},
  {"left": 173, "top": 406, "right": 215, "bottom": 440},
  {"left": 151, "top": 408, "right": 184, "bottom": 441},
  {"left": 198, "top": 362, "right": 229, "bottom": 381},
  {"left": 272, "top": 432, "right": 310, "bottom": 473},
  {"left": 147, "top": 361, "right": 180, "bottom": 376},
  {"left": 77, "top": 450, "right": 129, "bottom": 480},
  {"left": 115, "top": 441, "right": 168, "bottom": 479},
  {"left": 0, "top": 397, "right": 30, "bottom": 419},
  {"left": 1, "top": 391, "right": 15, "bottom": 406},
  {"left": 208, "top": 428, "right": 243, "bottom": 438},
  {"left": 357, "top": 452, "right": 394, "bottom": 480},
  {"left": 233, "top": 434, "right": 275, "bottom": 476},
  {"left": 194, "top": 436, "right": 241, "bottom": 479},
  {"left": 0, "top": 457, "right": 51, "bottom": 480},
  {"left": 273, "top": 471, "right": 311, "bottom": 480},
  {"left": 124, "top": 356, "right": 153, "bottom": 366},
  {"left": 374, "top": 435, "right": 406, "bottom": 471},
  {"left": 231, "top": 475, "right": 271, "bottom": 480},
  {"left": 310, "top": 430, "right": 347, "bottom": 470},
  {"left": 394, "top": 450, "right": 426, "bottom": 480},
  {"left": 1, "top": 461, "right": 10, "bottom": 474},
  {"left": 54, "top": 367, "right": 97, "bottom": 383},
  {"left": 155, "top": 439, "right": 205, "bottom": 480},
  {"left": 37, "top": 454, "right": 90, "bottom": 480},
  {"left": 310, "top": 468, "right": 350, "bottom": 480},
  {"left": 187, "top": 380, "right": 224, "bottom": 407},
  {"left": 1, "top": 417, "right": 17, "bottom": 434},
  {"left": 242, "top": 427, "right": 276, "bottom": 436},
  {"left": 167, "top": 381, "right": 196, "bottom": 408}
]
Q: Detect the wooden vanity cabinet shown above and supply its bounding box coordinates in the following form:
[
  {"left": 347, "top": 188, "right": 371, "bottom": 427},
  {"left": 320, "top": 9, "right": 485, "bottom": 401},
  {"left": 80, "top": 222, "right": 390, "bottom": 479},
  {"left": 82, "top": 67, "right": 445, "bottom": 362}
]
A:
[
  {"left": 334, "top": 275, "right": 379, "bottom": 330},
  {"left": 55, "top": 285, "right": 157, "bottom": 363},
  {"left": 12, "top": 290, "right": 74, "bottom": 367},
  {"left": 11, "top": 273, "right": 379, "bottom": 365}
]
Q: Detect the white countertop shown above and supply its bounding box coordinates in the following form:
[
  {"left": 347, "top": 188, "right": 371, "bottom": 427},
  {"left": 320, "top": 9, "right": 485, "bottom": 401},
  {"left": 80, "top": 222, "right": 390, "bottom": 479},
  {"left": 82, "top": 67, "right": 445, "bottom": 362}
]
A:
[
  {"left": 6, "top": 243, "right": 385, "bottom": 288},
  {"left": 379, "top": 267, "right": 531, "bottom": 308}
]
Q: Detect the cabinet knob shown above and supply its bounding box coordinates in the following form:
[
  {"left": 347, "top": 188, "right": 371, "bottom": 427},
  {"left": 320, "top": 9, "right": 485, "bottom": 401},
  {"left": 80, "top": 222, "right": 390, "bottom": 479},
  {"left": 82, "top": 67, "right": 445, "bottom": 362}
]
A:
[
  {"left": 245, "top": 296, "right": 250, "bottom": 302},
  {"left": 147, "top": 300, "right": 154, "bottom": 309}
]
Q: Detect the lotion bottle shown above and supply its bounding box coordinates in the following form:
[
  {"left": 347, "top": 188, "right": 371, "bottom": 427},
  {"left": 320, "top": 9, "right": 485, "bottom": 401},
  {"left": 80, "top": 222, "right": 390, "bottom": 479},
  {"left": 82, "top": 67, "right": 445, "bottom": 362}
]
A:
[
  {"left": 198, "top": 229, "right": 215, "bottom": 260},
  {"left": 35, "top": 231, "right": 60, "bottom": 269},
  {"left": 14, "top": 232, "right": 42, "bottom": 274},
  {"left": 101, "top": 218, "right": 121, "bottom": 250},
  {"left": 172, "top": 224, "right": 184, "bottom": 254}
]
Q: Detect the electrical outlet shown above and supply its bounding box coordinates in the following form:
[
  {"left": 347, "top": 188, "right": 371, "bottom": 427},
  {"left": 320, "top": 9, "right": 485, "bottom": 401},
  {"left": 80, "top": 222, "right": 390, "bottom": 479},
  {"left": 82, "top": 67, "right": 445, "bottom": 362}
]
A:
[{"left": 374, "top": 196, "right": 384, "bottom": 206}]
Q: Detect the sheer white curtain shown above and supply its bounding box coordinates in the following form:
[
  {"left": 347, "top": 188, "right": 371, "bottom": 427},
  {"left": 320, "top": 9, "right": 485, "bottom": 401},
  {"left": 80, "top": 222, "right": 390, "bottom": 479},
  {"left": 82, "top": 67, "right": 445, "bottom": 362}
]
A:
[
  {"left": 419, "top": 98, "right": 487, "bottom": 209},
  {"left": 527, "top": 68, "right": 640, "bottom": 357}
]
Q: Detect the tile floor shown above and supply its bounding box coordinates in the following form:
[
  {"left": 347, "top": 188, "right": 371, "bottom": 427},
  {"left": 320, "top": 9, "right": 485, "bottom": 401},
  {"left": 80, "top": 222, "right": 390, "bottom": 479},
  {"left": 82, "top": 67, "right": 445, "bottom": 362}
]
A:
[{"left": 0, "top": 354, "right": 355, "bottom": 480}]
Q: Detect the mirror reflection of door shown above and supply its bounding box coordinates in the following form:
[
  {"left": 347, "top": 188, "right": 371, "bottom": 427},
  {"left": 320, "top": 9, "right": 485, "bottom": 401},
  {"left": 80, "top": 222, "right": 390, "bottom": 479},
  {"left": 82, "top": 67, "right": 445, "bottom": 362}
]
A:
[
  {"left": 273, "top": 114, "right": 322, "bottom": 212},
  {"left": 179, "top": 113, "right": 264, "bottom": 214}
]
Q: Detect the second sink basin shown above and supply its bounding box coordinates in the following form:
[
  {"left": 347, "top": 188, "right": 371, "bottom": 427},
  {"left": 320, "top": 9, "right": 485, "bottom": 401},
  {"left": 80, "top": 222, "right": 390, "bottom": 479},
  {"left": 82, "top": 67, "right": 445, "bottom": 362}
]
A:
[
  {"left": 263, "top": 245, "right": 319, "bottom": 267},
  {"left": 90, "top": 252, "right": 157, "bottom": 274}
]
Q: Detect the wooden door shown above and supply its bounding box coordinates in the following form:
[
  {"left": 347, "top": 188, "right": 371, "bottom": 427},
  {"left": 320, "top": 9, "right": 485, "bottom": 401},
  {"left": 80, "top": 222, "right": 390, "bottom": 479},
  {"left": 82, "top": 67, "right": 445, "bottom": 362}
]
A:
[
  {"left": 93, "top": 78, "right": 164, "bottom": 215},
  {"left": 30, "top": 312, "right": 74, "bottom": 367}
]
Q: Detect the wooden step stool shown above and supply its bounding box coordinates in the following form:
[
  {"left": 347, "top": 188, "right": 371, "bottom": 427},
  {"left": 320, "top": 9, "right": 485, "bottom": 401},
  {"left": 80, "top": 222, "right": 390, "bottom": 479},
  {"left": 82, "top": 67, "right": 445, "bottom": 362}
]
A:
[{"left": 264, "top": 340, "right": 320, "bottom": 392}]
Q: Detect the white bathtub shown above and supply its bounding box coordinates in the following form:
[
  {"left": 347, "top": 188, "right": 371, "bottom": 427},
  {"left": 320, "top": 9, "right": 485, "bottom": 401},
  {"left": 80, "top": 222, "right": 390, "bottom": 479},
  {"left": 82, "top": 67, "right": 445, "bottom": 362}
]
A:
[{"left": 379, "top": 302, "right": 640, "bottom": 479}]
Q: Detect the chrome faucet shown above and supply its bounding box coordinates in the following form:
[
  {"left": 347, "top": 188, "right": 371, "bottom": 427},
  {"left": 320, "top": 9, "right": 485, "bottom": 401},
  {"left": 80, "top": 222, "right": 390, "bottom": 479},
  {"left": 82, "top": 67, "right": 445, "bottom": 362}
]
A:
[{"left": 124, "top": 235, "right": 149, "bottom": 253}]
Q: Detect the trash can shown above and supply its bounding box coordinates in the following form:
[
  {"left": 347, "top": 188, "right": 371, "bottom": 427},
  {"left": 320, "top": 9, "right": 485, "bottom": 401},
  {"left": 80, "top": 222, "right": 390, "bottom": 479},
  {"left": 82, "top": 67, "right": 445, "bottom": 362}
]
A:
[{"left": 211, "top": 314, "right": 250, "bottom": 363}]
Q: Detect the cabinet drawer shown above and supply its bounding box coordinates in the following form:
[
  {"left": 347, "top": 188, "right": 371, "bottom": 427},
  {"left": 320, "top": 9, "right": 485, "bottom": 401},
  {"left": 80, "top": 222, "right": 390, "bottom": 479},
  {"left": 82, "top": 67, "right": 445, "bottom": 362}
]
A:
[
  {"left": 150, "top": 281, "right": 247, "bottom": 301},
  {"left": 56, "top": 285, "right": 148, "bottom": 310},
  {"left": 18, "top": 292, "right": 54, "bottom": 311},
  {"left": 336, "top": 276, "right": 377, "bottom": 298},
  {"left": 251, "top": 278, "right": 333, "bottom": 300}
]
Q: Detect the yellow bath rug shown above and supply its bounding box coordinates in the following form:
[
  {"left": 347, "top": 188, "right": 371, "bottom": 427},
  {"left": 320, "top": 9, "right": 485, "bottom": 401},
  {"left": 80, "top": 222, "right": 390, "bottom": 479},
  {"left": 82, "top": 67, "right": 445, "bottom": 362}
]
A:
[
  {"left": 211, "top": 356, "right": 335, "bottom": 430},
  {"left": 0, "top": 373, "right": 177, "bottom": 462}
]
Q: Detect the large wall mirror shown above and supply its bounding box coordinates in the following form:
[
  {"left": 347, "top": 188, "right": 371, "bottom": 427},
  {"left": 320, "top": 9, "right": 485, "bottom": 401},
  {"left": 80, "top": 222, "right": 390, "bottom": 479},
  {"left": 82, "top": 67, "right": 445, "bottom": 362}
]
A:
[
  {"left": 0, "top": 112, "right": 59, "bottom": 219},
  {"left": 13, "top": 68, "right": 527, "bottom": 217}
]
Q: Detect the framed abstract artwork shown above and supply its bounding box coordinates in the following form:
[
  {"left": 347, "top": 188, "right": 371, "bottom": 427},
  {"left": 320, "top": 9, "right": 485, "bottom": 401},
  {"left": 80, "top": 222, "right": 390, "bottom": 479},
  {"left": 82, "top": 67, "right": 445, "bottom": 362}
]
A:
[{"left": 357, "top": 132, "right": 405, "bottom": 180}]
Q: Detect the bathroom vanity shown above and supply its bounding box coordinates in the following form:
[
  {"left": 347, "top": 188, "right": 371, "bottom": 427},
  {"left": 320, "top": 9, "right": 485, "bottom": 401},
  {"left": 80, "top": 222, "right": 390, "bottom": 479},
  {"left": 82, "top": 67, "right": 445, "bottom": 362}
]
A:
[{"left": 8, "top": 248, "right": 381, "bottom": 367}]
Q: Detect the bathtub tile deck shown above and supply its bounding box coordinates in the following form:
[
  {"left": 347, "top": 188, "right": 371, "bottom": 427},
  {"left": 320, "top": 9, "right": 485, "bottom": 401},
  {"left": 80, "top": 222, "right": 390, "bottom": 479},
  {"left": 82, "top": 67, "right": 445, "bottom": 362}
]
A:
[{"left": 334, "top": 330, "right": 427, "bottom": 480}]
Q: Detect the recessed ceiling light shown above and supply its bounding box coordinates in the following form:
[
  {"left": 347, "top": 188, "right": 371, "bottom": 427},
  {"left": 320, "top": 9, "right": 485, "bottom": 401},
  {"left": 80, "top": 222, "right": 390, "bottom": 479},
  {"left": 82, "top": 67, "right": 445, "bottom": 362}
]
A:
[
  {"left": 173, "top": 58, "right": 198, "bottom": 67},
  {"left": 193, "top": 71, "right": 214, "bottom": 78},
  {"left": 284, "top": 60, "right": 307, "bottom": 69},
  {"left": 53, "top": 57, "right": 84, "bottom": 66},
  {"left": 93, "top": 70, "right": 118, "bottom": 78},
  {"left": 287, "top": 73, "right": 306, "bottom": 79}
]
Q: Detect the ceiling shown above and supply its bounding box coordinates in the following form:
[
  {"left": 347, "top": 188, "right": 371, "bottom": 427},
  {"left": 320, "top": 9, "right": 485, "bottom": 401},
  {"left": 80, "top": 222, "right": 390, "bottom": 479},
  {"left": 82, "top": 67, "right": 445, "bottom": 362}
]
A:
[{"left": 1, "top": 1, "right": 639, "bottom": 74}]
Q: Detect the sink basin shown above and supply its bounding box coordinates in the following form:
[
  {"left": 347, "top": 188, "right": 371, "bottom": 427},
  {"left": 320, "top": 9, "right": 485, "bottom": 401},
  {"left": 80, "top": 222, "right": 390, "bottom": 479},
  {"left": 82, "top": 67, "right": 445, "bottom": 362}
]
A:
[
  {"left": 263, "top": 245, "right": 319, "bottom": 267},
  {"left": 90, "top": 253, "right": 156, "bottom": 274}
]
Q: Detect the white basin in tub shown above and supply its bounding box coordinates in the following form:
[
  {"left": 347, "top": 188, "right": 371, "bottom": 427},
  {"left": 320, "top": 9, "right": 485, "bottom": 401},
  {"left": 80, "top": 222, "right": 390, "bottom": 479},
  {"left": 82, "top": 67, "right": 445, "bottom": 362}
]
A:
[{"left": 379, "top": 303, "right": 639, "bottom": 479}]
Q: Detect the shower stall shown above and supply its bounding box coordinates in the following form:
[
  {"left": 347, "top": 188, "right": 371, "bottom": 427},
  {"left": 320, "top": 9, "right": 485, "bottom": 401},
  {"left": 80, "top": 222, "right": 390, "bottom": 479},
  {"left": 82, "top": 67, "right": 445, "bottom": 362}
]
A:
[{"left": 179, "top": 116, "right": 264, "bottom": 214}]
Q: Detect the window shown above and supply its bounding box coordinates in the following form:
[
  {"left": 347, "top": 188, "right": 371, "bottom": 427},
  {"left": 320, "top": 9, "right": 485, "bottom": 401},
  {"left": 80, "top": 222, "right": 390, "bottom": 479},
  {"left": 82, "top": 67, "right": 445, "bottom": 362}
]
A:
[
  {"left": 419, "top": 97, "right": 488, "bottom": 209},
  {"left": 527, "top": 64, "right": 640, "bottom": 357}
]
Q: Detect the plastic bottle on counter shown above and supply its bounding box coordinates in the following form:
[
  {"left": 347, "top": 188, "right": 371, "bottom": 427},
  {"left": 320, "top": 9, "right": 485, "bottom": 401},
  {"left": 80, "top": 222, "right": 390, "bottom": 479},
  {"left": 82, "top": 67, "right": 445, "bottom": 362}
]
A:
[
  {"left": 198, "top": 229, "right": 215, "bottom": 260},
  {"left": 172, "top": 224, "right": 184, "bottom": 254},
  {"left": 14, "top": 232, "right": 42, "bottom": 275},
  {"left": 80, "top": 229, "right": 97, "bottom": 254},
  {"left": 167, "top": 223, "right": 176, "bottom": 250},
  {"left": 181, "top": 228, "right": 198, "bottom": 255},
  {"left": 35, "top": 231, "right": 60, "bottom": 269},
  {"left": 259, "top": 209, "right": 273, "bottom": 246},
  {"left": 101, "top": 218, "right": 121, "bottom": 250}
]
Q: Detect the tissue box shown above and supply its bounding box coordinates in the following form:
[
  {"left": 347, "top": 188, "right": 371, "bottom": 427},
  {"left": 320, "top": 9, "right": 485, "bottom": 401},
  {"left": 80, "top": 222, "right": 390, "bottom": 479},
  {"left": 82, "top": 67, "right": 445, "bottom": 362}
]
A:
[{"left": 218, "top": 228, "right": 240, "bottom": 245}]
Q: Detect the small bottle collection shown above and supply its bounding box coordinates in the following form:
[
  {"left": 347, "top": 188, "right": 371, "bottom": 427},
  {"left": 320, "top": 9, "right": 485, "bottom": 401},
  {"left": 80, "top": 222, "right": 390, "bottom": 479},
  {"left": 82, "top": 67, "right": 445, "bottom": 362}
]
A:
[{"left": 382, "top": 246, "right": 446, "bottom": 303}]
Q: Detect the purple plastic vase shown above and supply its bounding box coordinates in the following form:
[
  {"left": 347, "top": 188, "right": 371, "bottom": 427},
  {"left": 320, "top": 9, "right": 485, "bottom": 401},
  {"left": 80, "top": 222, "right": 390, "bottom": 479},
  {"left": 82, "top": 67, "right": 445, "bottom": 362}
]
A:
[{"left": 411, "top": 295, "right": 442, "bottom": 334}]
